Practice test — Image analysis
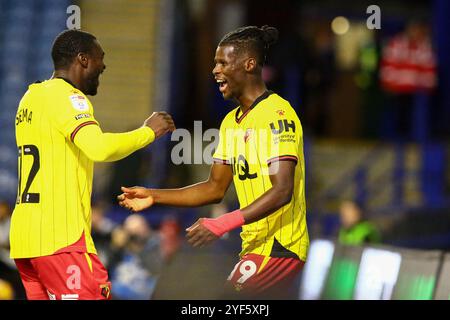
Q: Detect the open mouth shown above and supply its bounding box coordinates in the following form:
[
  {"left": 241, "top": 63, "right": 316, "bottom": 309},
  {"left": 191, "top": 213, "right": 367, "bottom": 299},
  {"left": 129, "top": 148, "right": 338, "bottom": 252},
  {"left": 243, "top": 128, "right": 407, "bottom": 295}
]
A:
[{"left": 216, "top": 79, "right": 228, "bottom": 93}]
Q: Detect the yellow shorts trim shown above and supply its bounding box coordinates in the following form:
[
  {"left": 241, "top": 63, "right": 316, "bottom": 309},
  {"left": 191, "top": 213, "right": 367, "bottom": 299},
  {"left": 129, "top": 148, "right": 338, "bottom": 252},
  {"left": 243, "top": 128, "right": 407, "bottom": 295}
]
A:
[
  {"left": 257, "top": 256, "right": 271, "bottom": 274},
  {"left": 84, "top": 253, "right": 93, "bottom": 273}
]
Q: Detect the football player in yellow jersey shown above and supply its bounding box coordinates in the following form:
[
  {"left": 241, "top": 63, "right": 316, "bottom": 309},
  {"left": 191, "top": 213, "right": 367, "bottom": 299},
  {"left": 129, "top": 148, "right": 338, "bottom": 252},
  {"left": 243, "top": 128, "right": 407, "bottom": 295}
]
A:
[
  {"left": 11, "top": 30, "right": 175, "bottom": 300},
  {"left": 118, "top": 26, "right": 308, "bottom": 298}
]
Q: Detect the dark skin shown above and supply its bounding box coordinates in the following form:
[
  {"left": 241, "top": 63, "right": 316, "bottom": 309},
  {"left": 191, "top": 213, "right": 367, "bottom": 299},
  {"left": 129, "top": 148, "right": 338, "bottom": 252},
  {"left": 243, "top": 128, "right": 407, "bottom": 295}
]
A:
[
  {"left": 117, "top": 44, "right": 296, "bottom": 247},
  {"left": 52, "top": 39, "right": 106, "bottom": 96},
  {"left": 213, "top": 45, "right": 267, "bottom": 112}
]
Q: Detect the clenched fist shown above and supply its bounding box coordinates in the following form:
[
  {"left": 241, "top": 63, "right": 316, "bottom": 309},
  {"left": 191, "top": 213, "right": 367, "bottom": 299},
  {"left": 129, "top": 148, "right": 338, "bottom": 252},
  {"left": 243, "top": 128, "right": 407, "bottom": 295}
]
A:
[{"left": 144, "top": 111, "right": 176, "bottom": 139}]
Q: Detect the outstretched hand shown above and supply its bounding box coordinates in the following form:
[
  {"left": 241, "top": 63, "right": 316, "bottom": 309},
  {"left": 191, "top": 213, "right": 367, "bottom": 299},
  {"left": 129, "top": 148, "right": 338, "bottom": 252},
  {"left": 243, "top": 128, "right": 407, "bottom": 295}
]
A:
[
  {"left": 185, "top": 218, "right": 219, "bottom": 247},
  {"left": 117, "top": 186, "right": 154, "bottom": 212}
]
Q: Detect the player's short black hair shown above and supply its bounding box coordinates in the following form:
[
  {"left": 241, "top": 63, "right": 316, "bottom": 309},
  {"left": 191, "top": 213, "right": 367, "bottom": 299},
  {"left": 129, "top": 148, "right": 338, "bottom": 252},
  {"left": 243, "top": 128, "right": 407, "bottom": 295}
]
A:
[
  {"left": 51, "top": 29, "right": 97, "bottom": 69},
  {"left": 218, "top": 25, "right": 279, "bottom": 66}
]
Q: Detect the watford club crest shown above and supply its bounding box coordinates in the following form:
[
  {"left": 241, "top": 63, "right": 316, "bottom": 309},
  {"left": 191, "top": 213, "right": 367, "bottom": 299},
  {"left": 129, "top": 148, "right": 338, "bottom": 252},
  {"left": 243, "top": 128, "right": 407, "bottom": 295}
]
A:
[
  {"left": 244, "top": 128, "right": 253, "bottom": 143},
  {"left": 276, "top": 109, "right": 285, "bottom": 116},
  {"left": 100, "top": 284, "right": 111, "bottom": 299}
]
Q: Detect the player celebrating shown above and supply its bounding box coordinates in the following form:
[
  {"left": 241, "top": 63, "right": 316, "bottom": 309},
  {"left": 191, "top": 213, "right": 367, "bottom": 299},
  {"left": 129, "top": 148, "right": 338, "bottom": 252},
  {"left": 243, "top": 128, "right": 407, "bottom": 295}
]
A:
[
  {"left": 118, "top": 26, "right": 308, "bottom": 298},
  {"left": 11, "top": 29, "right": 175, "bottom": 300}
]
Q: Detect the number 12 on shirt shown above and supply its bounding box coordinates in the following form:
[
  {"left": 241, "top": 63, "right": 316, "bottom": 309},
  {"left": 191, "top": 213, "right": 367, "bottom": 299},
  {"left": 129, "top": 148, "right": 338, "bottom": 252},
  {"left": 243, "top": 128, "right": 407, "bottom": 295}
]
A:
[{"left": 17, "top": 144, "right": 40, "bottom": 204}]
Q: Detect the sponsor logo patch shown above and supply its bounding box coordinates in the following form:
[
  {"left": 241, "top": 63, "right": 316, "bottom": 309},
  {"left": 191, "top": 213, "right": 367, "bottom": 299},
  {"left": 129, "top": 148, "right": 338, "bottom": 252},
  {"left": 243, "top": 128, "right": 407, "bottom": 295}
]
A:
[
  {"left": 270, "top": 119, "right": 296, "bottom": 134},
  {"left": 69, "top": 95, "right": 89, "bottom": 111},
  {"left": 75, "top": 113, "right": 91, "bottom": 120}
]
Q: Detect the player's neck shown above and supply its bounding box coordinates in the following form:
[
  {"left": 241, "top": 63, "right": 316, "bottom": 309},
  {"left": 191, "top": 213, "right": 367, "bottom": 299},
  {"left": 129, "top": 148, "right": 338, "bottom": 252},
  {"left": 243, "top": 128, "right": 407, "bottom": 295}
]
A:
[
  {"left": 52, "top": 70, "right": 81, "bottom": 91},
  {"left": 238, "top": 80, "right": 267, "bottom": 113}
]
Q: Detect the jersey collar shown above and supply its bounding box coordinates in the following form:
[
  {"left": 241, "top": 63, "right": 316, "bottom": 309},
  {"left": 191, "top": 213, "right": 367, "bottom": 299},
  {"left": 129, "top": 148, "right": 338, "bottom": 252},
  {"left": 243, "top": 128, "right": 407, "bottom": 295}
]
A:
[
  {"left": 235, "top": 90, "right": 274, "bottom": 124},
  {"left": 55, "top": 77, "right": 78, "bottom": 90}
]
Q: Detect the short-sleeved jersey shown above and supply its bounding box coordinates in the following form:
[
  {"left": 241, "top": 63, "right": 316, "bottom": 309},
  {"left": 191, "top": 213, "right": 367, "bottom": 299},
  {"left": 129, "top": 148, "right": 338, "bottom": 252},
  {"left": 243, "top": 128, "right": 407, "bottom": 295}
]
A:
[
  {"left": 213, "top": 91, "right": 309, "bottom": 261},
  {"left": 10, "top": 78, "right": 99, "bottom": 259}
]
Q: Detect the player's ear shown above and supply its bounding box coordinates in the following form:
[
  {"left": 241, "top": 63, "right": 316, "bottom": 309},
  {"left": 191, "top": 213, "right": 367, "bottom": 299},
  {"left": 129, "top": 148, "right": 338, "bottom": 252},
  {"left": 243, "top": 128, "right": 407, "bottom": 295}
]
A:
[
  {"left": 76, "top": 52, "right": 89, "bottom": 68},
  {"left": 244, "top": 57, "right": 257, "bottom": 72}
]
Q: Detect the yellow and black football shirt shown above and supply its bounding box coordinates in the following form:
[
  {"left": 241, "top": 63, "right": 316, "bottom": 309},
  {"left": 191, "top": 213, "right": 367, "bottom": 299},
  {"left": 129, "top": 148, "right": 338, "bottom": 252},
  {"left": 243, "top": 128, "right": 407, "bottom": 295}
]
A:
[
  {"left": 213, "top": 91, "right": 309, "bottom": 261},
  {"left": 11, "top": 78, "right": 99, "bottom": 258}
]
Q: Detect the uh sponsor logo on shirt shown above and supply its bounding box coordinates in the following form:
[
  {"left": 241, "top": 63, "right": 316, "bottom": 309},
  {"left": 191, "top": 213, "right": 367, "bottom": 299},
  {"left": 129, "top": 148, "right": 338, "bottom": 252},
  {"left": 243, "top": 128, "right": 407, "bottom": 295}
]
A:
[{"left": 69, "top": 94, "right": 89, "bottom": 111}]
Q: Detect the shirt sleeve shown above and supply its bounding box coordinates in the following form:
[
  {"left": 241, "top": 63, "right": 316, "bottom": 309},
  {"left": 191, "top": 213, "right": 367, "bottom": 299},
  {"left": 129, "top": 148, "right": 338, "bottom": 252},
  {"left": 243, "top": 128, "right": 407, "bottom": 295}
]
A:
[
  {"left": 73, "top": 124, "right": 155, "bottom": 162},
  {"left": 212, "top": 117, "right": 231, "bottom": 165},
  {"left": 49, "top": 88, "right": 155, "bottom": 162},
  {"left": 258, "top": 110, "right": 301, "bottom": 166}
]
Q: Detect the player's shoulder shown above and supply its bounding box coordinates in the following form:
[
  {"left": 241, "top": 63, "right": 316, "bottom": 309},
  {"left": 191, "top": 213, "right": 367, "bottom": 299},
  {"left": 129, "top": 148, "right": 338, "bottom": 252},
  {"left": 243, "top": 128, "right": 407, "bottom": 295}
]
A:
[
  {"left": 29, "top": 78, "right": 85, "bottom": 103},
  {"left": 256, "top": 91, "right": 298, "bottom": 119},
  {"left": 40, "top": 78, "right": 84, "bottom": 97},
  {"left": 221, "top": 106, "right": 240, "bottom": 126},
  {"left": 40, "top": 79, "right": 91, "bottom": 112},
  {"left": 19, "top": 80, "right": 54, "bottom": 105},
  {"left": 265, "top": 92, "right": 295, "bottom": 110}
]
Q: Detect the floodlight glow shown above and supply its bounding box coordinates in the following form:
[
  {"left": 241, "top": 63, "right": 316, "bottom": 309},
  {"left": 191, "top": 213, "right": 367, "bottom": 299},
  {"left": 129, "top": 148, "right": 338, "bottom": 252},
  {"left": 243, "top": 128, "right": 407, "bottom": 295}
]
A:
[
  {"left": 299, "top": 239, "right": 335, "bottom": 300},
  {"left": 331, "top": 16, "right": 350, "bottom": 35}
]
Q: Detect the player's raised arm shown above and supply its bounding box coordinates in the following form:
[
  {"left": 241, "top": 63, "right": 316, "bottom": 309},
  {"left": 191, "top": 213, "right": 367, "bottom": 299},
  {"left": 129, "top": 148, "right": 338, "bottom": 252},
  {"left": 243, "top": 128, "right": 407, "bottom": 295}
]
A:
[
  {"left": 73, "top": 111, "right": 175, "bottom": 162},
  {"left": 117, "top": 162, "right": 233, "bottom": 212}
]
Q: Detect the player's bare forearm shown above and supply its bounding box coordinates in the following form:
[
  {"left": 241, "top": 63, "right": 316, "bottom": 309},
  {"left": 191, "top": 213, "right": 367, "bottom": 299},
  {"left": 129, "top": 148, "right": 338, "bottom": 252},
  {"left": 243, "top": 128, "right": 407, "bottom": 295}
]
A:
[
  {"left": 185, "top": 187, "right": 290, "bottom": 247},
  {"left": 241, "top": 161, "right": 296, "bottom": 224},
  {"left": 240, "top": 185, "right": 291, "bottom": 224},
  {"left": 150, "top": 182, "right": 222, "bottom": 207},
  {"left": 154, "top": 164, "right": 233, "bottom": 207},
  {"left": 118, "top": 183, "right": 219, "bottom": 212},
  {"left": 184, "top": 162, "right": 296, "bottom": 246},
  {"left": 118, "top": 163, "right": 233, "bottom": 211},
  {"left": 152, "top": 163, "right": 233, "bottom": 207}
]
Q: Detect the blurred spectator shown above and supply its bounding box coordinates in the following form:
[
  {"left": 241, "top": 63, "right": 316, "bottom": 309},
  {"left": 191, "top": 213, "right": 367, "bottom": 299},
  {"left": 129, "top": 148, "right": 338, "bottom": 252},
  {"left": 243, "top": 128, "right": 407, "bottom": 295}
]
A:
[
  {"left": 0, "top": 201, "right": 13, "bottom": 268},
  {"left": 109, "top": 214, "right": 164, "bottom": 300},
  {"left": 0, "top": 279, "right": 14, "bottom": 300},
  {"left": 338, "top": 200, "right": 381, "bottom": 245},
  {"left": 159, "top": 217, "right": 182, "bottom": 263},
  {"left": 0, "top": 201, "right": 25, "bottom": 299},
  {"left": 0, "top": 201, "right": 11, "bottom": 250},
  {"left": 91, "top": 201, "right": 117, "bottom": 268}
]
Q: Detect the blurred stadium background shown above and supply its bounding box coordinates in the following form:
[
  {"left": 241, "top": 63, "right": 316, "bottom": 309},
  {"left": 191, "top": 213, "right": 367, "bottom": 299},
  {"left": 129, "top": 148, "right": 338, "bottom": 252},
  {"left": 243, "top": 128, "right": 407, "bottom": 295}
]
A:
[{"left": 0, "top": 0, "right": 449, "bottom": 300}]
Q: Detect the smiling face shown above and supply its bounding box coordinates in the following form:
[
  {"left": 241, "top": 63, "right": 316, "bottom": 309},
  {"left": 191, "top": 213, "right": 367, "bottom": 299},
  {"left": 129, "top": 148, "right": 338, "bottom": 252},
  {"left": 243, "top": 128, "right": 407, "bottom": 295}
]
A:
[
  {"left": 82, "top": 40, "right": 106, "bottom": 96},
  {"left": 212, "top": 45, "right": 248, "bottom": 100}
]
